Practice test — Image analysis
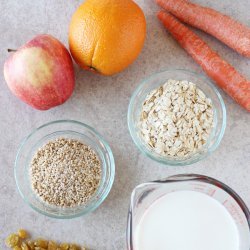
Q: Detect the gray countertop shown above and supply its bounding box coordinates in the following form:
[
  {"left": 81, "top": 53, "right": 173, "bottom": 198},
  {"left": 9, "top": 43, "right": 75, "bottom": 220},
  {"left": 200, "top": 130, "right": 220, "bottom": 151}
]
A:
[{"left": 0, "top": 0, "right": 249, "bottom": 249}]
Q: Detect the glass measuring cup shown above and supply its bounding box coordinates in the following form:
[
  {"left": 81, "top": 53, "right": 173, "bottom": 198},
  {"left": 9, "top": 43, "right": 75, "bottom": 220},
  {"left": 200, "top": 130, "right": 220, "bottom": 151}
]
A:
[{"left": 127, "top": 174, "right": 250, "bottom": 250}]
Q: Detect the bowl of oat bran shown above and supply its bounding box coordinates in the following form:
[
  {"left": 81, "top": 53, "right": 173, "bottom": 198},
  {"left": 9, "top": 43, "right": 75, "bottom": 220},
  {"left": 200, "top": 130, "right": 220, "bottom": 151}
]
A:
[
  {"left": 15, "top": 120, "right": 115, "bottom": 219},
  {"left": 128, "top": 69, "right": 226, "bottom": 166}
]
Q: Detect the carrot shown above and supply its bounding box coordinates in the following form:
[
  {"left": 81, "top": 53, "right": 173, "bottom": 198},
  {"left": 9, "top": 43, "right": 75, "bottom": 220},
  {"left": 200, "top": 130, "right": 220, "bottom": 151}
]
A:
[
  {"left": 156, "top": 0, "right": 250, "bottom": 58},
  {"left": 157, "top": 11, "right": 250, "bottom": 111}
]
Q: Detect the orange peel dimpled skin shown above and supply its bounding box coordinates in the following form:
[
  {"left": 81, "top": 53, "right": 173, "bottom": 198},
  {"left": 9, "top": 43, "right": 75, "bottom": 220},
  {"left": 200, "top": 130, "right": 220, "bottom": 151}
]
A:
[{"left": 69, "top": 0, "right": 146, "bottom": 76}]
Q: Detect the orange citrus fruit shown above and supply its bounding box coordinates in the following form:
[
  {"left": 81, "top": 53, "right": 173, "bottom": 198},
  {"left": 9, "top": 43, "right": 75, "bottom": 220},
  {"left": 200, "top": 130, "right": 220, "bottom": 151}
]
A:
[{"left": 69, "top": 0, "right": 146, "bottom": 75}]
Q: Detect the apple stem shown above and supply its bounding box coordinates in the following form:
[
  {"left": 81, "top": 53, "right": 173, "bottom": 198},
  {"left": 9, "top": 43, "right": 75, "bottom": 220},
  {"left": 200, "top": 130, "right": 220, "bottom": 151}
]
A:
[{"left": 7, "top": 49, "right": 17, "bottom": 53}]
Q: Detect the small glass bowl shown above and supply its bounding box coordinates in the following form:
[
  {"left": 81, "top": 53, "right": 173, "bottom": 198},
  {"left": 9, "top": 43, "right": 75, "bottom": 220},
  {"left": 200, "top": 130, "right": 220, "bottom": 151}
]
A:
[
  {"left": 128, "top": 69, "right": 226, "bottom": 166},
  {"left": 15, "top": 120, "right": 115, "bottom": 219}
]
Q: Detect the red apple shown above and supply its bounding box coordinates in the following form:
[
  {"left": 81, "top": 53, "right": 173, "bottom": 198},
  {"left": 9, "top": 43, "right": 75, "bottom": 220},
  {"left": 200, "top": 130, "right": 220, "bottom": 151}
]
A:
[{"left": 3, "top": 34, "right": 75, "bottom": 110}]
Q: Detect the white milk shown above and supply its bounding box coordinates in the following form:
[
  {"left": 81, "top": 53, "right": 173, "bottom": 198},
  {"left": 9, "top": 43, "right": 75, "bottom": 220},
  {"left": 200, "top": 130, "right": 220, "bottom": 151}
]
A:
[{"left": 134, "top": 190, "right": 239, "bottom": 250}]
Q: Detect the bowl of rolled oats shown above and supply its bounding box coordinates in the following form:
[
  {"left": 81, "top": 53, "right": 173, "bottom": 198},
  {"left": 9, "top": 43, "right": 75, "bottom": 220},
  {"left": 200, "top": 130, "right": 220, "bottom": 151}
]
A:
[
  {"left": 15, "top": 120, "right": 115, "bottom": 218},
  {"left": 128, "top": 69, "right": 226, "bottom": 166}
]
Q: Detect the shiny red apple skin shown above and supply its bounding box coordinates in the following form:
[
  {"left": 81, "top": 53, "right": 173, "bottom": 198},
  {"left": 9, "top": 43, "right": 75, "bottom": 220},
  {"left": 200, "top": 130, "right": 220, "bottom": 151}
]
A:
[{"left": 3, "top": 34, "right": 75, "bottom": 110}]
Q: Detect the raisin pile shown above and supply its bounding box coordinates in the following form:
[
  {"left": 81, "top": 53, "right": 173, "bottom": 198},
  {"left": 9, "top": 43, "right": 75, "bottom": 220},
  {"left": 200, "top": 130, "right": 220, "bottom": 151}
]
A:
[{"left": 5, "top": 229, "right": 86, "bottom": 250}]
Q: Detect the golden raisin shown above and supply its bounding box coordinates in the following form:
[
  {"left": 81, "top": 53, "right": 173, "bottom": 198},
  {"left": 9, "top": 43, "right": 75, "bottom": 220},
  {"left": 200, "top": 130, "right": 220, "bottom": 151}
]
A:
[
  {"left": 69, "top": 244, "right": 79, "bottom": 250},
  {"left": 60, "top": 243, "right": 69, "bottom": 250},
  {"left": 5, "top": 234, "right": 20, "bottom": 248},
  {"left": 21, "top": 242, "right": 30, "bottom": 250},
  {"left": 34, "top": 239, "right": 48, "bottom": 248},
  {"left": 48, "top": 241, "right": 58, "bottom": 250},
  {"left": 27, "top": 240, "right": 35, "bottom": 250},
  {"left": 34, "top": 248, "right": 47, "bottom": 250},
  {"left": 13, "top": 246, "right": 22, "bottom": 250},
  {"left": 18, "top": 229, "right": 28, "bottom": 239}
]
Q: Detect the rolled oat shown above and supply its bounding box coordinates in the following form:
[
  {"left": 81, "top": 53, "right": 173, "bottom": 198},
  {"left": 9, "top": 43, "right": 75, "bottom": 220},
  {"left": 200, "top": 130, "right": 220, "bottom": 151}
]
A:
[{"left": 138, "top": 79, "right": 214, "bottom": 158}]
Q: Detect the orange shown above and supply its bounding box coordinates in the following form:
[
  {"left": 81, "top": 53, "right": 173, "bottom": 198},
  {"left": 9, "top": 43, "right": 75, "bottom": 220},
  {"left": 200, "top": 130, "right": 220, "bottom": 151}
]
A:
[{"left": 69, "top": 0, "right": 146, "bottom": 75}]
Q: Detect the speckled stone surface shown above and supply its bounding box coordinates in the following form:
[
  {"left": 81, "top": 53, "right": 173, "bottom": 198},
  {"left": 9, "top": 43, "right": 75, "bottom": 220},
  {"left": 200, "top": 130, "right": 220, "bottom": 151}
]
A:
[{"left": 0, "top": 0, "right": 249, "bottom": 249}]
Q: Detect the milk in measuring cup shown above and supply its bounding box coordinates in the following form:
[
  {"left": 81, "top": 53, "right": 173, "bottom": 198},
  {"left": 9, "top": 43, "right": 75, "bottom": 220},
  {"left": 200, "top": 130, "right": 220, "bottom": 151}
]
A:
[{"left": 134, "top": 190, "right": 239, "bottom": 250}]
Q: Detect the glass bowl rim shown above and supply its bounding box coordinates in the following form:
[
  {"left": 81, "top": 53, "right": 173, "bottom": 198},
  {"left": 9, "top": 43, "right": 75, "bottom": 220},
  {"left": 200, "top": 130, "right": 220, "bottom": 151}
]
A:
[
  {"left": 14, "top": 119, "right": 115, "bottom": 219},
  {"left": 127, "top": 69, "right": 227, "bottom": 166}
]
